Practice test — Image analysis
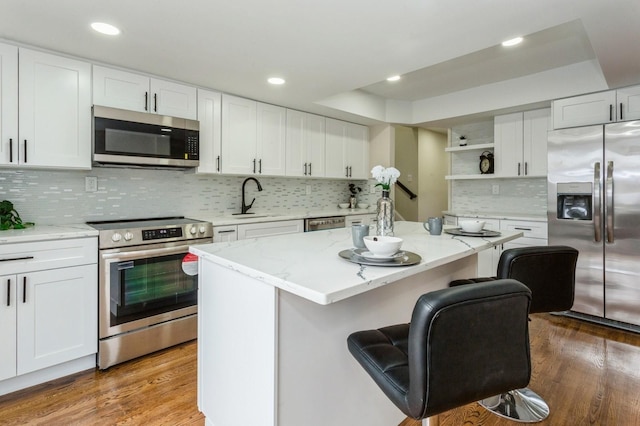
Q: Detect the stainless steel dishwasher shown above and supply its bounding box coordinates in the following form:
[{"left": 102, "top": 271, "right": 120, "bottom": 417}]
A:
[{"left": 304, "top": 216, "right": 345, "bottom": 232}]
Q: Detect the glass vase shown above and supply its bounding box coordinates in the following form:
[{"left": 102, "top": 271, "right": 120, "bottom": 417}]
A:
[{"left": 376, "top": 190, "right": 394, "bottom": 236}]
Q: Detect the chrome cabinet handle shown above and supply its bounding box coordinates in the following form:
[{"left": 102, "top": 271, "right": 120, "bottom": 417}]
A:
[
  {"left": 594, "top": 161, "right": 602, "bottom": 242},
  {"left": 606, "top": 161, "right": 614, "bottom": 243}
]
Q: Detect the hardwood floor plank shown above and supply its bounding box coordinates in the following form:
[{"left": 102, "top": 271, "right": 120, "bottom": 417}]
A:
[{"left": 0, "top": 313, "right": 639, "bottom": 425}]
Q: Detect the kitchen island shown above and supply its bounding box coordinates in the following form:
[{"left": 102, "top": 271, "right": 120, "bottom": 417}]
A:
[{"left": 189, "top": 221, "right": 522, "bottom": 426}]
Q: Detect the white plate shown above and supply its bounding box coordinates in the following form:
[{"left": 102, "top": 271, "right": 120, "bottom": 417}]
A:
[{"left": 355, "top": 249, "right": 404, "bottom": 261}]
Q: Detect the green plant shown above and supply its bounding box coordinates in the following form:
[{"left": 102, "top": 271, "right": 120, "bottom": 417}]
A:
[{"left": 0, "top": 200, "right": 34, "bottom": 230}]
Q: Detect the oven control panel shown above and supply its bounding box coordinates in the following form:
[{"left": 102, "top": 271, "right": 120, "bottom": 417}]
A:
[{"left": 143, "top": 227, "right": 183, "bottom": 240}]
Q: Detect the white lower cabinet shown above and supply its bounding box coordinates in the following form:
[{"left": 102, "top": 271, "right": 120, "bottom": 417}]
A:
[
  {"left": 0, "top": 238, "right": 97, "bottom": 389},
  {"left": 457, "top": 217, "right": 547, "bottom": 276},
  {"left": 214, "top": 220, "right": 304, "bottom": 242}
]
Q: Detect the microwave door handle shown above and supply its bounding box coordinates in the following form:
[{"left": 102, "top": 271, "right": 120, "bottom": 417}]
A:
[
  {"left": 606, "top": 161, "right": 614, "bottom": 243},
  {"left": 594, "top": 161, "right": 602, "bottom": 242}
]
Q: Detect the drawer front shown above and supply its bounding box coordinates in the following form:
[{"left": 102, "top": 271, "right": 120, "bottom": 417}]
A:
[
  {"left": 500, "top": 220, "right": 548, "bottom": 239},
  {"left": 345, "top": 214, "right": 376, "bottom": 226},
  {"left": 0, "top": 238, "right": 97, "bottom": 275},
  {"left": 237, "top": 220, "right": 304, "bottom": 240}
]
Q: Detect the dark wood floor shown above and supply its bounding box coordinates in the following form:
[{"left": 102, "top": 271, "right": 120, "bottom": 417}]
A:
[{"left": 1, "top": 313, "right": 639, "bottom": 425}]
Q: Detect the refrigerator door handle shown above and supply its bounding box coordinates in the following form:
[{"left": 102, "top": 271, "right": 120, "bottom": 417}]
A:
[
  {"left": 606, "top": 160, "right": 614, "bottom": 243},
  {"left": 594, "top": 161, "right": 602, "bottom": 242}
]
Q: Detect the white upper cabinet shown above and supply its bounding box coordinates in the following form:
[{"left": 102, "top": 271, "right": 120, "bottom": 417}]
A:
[
  {"left": 93, "top": 65, "right": 197, "bottom": 120},
  {"left": 285, "top": 109, "right": 325, "bottom": 177},
  {"left": 552, "top": 85, "right": 640, "bottom": 129},
  {"left": 325, "top": 118, "right": 369, "bottom": 179},
  {"left": 616, "top": 85, "right": 640, "bottom": 122},
  {"left": 17, "top": 48, "right": 91, "bottom": 169},
  {"left": 196, "top": 89, "right": 222, "bottom": 174},
  {"left": 221, "top": 95, "right": 286, "bottom": 176},
  {"left": 256, "top": 102, "right": 287, "bottom": 176},
  {"left": 0, "top": 43, "right": 18, "bottom": 167},
  {"left": 494, "top": 108, "right": 549, "bottom": 177}
]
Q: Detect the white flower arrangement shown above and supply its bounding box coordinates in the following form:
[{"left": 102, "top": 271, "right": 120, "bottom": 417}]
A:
[{"left": 371, "top": 165, "right": 400, "bottom": 190}]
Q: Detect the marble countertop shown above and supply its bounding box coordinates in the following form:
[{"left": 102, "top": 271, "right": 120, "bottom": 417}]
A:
[
  {"left": 0, "top": 224, "right": 98, "bottom": 244},
  {"left": 199, "top": 208, "right": 376, "bottom": 227},
  {"left": 443, "top": 211, "right": 547, "bottom": 222},
  {"left": 190, "top": 221, "right": 523, "bottom": 305}
]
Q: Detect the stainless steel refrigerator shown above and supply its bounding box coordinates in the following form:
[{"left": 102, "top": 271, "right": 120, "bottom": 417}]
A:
[{"left": 548, "top": 121, "right": 640, "bottom": 329}]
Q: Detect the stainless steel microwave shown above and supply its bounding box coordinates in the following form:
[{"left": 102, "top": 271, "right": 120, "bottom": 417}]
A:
[{"left": 93, "top": 106, "right": 199, "bottom": 168}]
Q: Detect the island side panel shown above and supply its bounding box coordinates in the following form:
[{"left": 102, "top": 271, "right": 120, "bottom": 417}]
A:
[
  {"left": 198, "top": 260, "right": 277, "bottom": 426},
  {"left": 276, "top": 255, "right": 477, "bottom": 426}
]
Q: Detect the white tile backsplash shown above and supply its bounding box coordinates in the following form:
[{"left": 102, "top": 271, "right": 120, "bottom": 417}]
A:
[
  {"left": 0, "top": 168, "right": 376, "bottom": 225},
  {"left": 451, "top": 178, "right": 547, "bottom": 216}
]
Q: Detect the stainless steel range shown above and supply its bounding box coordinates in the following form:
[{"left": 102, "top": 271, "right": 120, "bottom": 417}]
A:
[{"left": 87, "top": 217, "right": 213, "bottom": 369}]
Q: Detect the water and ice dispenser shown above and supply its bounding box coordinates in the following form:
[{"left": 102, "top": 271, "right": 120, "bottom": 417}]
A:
[{"left": 557, "top": 182, "right": 592, "bottom": 220}]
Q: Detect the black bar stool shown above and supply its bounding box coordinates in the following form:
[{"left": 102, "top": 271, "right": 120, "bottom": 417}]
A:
[
  {"left": 450, "top": 245, "right": 579, "bottom": 422},
  {"left": 347, "top": 279, "right": 532, "bottom": 425}
]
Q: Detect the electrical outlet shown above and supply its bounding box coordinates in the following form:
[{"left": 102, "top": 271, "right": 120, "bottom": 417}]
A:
[
  {"left": 492, "top": 184, "right": 500, "bottom": 195},
  {"left": 305, "top": 184, "right": 311, "bottom": 195},
  {"left": 85, "top": 176, "right": 98, "bottom": 192}
]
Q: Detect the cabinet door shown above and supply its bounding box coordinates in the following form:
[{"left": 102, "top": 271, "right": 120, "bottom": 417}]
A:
[
  {"left": 285, "top": 109, "right": 306, "bottom": 177},
  {"left": 196, "top": 89, "right": 222, "bottom": 174},
  {"left": 17, "top": 264, "right": 97, "bottom": 375},
  {"left": 494, "top": 112, "right": 523, "bottom": 177},
  {"left": 325, "top": 118, "right": 348, "bottom": 178},
  {"left": 150, "top": 78, "right": 197, "bottom": 120},
  {"left": 221, "top": 95, "right": 257, "bottom": 175},
  {"left": 0, "top": 275, "right": 16, "bottom": 381},
  {"left": 285, "top": 110, "right": 325, "bottom": 177},
  {"left": 92, "top": 65, "right": 149, "bottom": 113},
  {"left": 522, "top": 108, "right": 550, "bottom": 177},
  {"left": 617, "top": 85, "right": 640, "bottom": 122},
  {"left": 306, "top": 113, "right": 326, "bottom": 177},
  {"left": 256, "top": 102, "right": 286, "bottom": 176},
  {"left": 346, "top": 123, "right": 369, "bottom": 179},
  {"left": 553, "top": 91, "right": 617, "bottom": 129},
  {"left": 0, "top": 43, "right": 18, "bottom": 166},
  {"left": 213, "top": 225, "right": 238, "bottom": 242},
  {"left": 19, "top": 49, "right": 91, "bottom": 169}
]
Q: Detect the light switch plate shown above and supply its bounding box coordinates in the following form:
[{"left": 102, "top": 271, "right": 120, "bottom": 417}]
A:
[
  {"left": 85, "top": 176, "right": 98, "bottom": 192},
  {"left": 492, "top": 184, "right": 500, "bottom": 195}
]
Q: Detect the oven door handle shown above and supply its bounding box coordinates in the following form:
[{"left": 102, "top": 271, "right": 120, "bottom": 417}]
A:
[{"left": 100, "top": 244, "right": 193, "bottom": 261}]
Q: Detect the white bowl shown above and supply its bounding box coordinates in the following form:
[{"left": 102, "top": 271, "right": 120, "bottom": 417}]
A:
[
  {"left": 357, "top": 203, "right": 369, "bottom": 209},
  {"left": 338, "top": 203, "right": 350, "bottom": 209},
  {"left": 363, "top": 235, "right": 403, "bottom": 257},
  {"left": 459, "top": 220, "right": 485, "bottom": 233}
]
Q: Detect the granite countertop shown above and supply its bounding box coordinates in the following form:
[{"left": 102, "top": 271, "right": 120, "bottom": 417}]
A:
[
  {"left": 443, "top": 211, "right": 547, "bottom": 222},
  {"left": 190, "top": 221, "right": 523, "bottom": 305},
  {"left": 199, "top": 208, "right": 376, "bottom": 227},
  {"left": 0, "top": 224, "right": 98, "bottom": 244}
]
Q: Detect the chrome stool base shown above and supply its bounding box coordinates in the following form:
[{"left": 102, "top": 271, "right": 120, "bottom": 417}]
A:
[{"left": 479, "top": 387, "right": 550, "bottom": 423}]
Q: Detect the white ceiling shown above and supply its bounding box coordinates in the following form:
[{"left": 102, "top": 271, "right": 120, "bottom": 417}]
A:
[{"left": 2, "top": 0, "right": 639, "bottom": 129}]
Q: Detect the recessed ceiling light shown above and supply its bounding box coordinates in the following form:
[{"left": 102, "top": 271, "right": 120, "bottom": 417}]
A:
[
  {"left": 91, "top": 22, "right": 120, "bottom": 36},
  {"left": 268, "top": 77, "right": 286, "bottom": 85},
  {"left": 386, "top": 75, "right": 401, "bottom": 82},
  {"left": 502, "top": 37, "right": 523, "bottom": 47}
]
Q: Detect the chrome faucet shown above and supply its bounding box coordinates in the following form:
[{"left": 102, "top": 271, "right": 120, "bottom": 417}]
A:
[{"left": 241, "top": 177, "right": 263, "bottom": 214}]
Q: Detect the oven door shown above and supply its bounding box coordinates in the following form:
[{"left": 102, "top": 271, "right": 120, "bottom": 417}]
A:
[{"left": 98, "top": 241, "right": 205, "bottom": 339}]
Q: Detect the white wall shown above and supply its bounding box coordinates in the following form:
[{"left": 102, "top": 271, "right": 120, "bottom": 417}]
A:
[{"left": 418, "top": 129, "right": 448, "bottom": 220}]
